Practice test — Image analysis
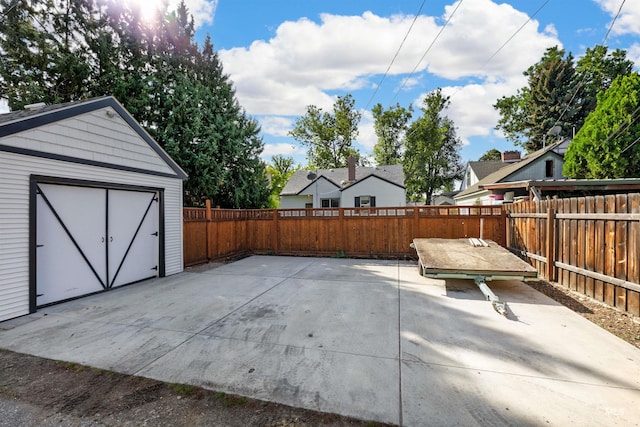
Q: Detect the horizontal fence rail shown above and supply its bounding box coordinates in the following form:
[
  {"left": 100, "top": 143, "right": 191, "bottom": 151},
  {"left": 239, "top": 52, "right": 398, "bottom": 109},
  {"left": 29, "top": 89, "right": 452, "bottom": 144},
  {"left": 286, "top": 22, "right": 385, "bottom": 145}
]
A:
[
  {"left": 183, "top": 205, "right": 505, "bottom": 267},
  {"left": 507, "top": 193, "right": 640, "bottom": 316}
]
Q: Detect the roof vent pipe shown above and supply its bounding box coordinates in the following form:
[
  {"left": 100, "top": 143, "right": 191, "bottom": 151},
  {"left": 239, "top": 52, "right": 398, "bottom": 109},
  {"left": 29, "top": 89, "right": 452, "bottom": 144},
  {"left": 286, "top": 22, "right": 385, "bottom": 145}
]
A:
[{"left": 24, "top": 102, "right": 46, "bottom": 111}]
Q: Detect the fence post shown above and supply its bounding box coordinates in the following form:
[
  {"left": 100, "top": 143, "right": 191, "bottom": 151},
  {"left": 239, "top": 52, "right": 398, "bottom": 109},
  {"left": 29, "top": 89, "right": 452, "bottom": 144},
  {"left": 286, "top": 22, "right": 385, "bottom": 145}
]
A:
[
  {"left": 546, "top": 207, "right": 556, "bottom": 281},
  {"left": 504, "top": 206, "right": 511, "bottom": 249},
  {"left": 272, "top": 209, "right": 279, "bottom": 254},
  {"left": 205, "top": 200, "right": 212, "bottom": 262}
]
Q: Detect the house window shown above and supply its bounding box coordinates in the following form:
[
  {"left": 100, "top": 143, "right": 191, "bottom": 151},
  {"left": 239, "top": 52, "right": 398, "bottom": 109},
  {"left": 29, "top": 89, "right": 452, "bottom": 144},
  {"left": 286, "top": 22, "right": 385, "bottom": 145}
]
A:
[
  {"left": 321, "top": 198, "right": 340, "bottom": 208},
  {"left": 305, "top": 203, "right": 313, "bottom": 209},
  {"left": 466, "top": 170, "right": 471, "bottom": 186},
  {"left": 545, "top": 159, "right": 554, "bottom": 178},
  {"left": 355, "top": 196, "right": 376, "bottom": 207}
]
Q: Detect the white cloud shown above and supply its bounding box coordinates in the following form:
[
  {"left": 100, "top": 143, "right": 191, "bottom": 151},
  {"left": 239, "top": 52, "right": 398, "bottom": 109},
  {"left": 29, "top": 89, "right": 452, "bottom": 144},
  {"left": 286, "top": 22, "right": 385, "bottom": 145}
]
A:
[
  {"left": 356, "top": 111, "right": 377, "bottom": 152},
  {"left": 594, "top": 0, "right": 640, "bottom": 36},
  {"left": 412, "top": 75, "right": 527, "bottom": 149},
  {"left": 259, "top": 116, "right": 294, "bottom": 136},
  {"left": 628, "top": 43, "right": 640, "bottom": 70},
  {"left": 220, "top": 0, "right": 559, "bottom": 118},
  {"left": 261, "top": 143, "right": 306, "bottom": 160},
  {"left": 181, "top": 0, "right": 218, "bottom": 29}
]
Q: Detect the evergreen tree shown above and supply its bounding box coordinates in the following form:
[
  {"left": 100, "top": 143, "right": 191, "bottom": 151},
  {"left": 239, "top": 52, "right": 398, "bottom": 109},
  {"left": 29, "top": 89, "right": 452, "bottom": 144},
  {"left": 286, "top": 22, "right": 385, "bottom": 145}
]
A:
[
  {"left": 0, "top": 0, "right": 270, "bottom": 208},
  {"left": 495, "top": 47, "right": 577, "bottom": 153},
  {"left": 494, "top": 45, "right": 633, "bottom": 153},
  {"left": 563, "top": 73, "right": 640, "bottom": 179}
]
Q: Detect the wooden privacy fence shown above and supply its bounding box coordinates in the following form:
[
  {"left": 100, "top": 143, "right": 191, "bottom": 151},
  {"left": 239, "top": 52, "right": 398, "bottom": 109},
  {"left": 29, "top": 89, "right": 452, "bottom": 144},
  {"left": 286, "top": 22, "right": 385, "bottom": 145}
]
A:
[
  {"left": 183, "top": 204, "right": 505, "bottom": 267},
  {"left": 507, "top": 193, "right": 640, "bottom": 316}
]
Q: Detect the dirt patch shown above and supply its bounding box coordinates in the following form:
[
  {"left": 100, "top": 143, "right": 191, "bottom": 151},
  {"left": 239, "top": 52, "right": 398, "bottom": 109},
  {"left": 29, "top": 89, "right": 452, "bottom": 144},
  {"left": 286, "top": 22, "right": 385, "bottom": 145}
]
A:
[
  {"left": 527, "top": 280, "right": 640, "bottom": 349},
  {"left": 0, "top": 350, "right": 390, "bottom": 426}
]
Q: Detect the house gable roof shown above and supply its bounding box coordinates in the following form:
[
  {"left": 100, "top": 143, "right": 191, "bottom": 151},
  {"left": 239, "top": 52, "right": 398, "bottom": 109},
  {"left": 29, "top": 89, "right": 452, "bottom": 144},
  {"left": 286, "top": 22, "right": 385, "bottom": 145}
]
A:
[
  {"left": 0, "top": 96, "right": 187, "bottom": 179},
  {"left": 296, "top": 175, "right": 340, "bottom": 195},
  {"left": 339, "top": 172, "right": 406, "bottom": 192},
  {"left": 467, "top": 160, "right": 506, "bottom": 181},
  {"left": 455, "top": 141, "right": 564, "bottom": 199},
  {"left": 281, "top": 164, "right": 404, "bottom": 196}
]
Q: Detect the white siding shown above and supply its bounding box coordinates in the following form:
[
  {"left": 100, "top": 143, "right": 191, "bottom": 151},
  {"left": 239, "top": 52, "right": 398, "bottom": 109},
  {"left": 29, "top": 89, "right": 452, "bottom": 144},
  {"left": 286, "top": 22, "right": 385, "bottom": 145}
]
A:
[
  {"left": 279, "top": 195, "right": 311, "bottom": 209},
  {"left": 509, "top": 153, "right": 565, "bottom": 181},
  {"left": 341, "top": 177, "right": 405, "bottom": 207},
  {"left": 298, "top": 179, "right": 340, "bottom": 208},
  {"left": 454, "top": 190, "right": 492, "bottom": 206},
  {"left": 1, "top": 107, "right": 175, "bottom": 175},
  {"left": 0, "top": 151, "right": 183, "bottom": 322}
]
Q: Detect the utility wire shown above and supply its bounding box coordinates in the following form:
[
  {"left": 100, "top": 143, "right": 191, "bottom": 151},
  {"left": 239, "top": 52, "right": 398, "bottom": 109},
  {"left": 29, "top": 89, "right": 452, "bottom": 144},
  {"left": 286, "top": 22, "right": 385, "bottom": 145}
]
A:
[
  {"left": 391, "top": 0, "right": 465, "bottom": 103},
  {"left": 364, "top": 0, "right": 427, "bottom": 110},
  {"left": 402, "top": 0, "right": 551, "bottom": 144},
  {"left": 478, "top": 0, "right": 551, "bottom": 76},
  {"left": 447, "top": 0, "right": 551, "bottom": 103},
  {"left": 550, "top": 0, "right": 626, "bottom": 130}
]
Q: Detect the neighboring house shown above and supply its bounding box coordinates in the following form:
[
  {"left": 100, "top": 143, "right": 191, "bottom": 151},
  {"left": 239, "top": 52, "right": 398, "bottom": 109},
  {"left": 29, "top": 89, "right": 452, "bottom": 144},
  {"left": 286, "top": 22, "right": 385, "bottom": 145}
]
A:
[
  {"left": 432, "top": 191, "right": 459, "bottom": 205},
  {"left": 454, "top": 141, "right": 566, "bottom": 205},
  {"left": 0, "top": 96, "right": 187, "bottom": 322},
  {"left": 280, "top": 157, "right": 405, "bottom": 208},
  {"left": 459, "top": 150, "right": 521, "bottom": 192}
]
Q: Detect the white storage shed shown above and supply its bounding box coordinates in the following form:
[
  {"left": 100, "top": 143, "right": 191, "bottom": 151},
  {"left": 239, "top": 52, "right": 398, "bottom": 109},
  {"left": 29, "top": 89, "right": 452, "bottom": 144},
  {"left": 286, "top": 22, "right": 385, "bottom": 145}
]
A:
[{"left": 0, "top": 96, "right": 187, "bottom": 321}]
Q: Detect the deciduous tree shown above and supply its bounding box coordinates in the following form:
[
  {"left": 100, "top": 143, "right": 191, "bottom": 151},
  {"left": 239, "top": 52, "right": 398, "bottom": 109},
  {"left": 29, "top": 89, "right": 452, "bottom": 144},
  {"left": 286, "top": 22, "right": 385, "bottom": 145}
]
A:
[
  {"left": 266, "top": 155, "right": 299, "bottom": 207},
  {"left": 372, "top": 103, "right": 412, "bottom": 165},
  {"left": 478, "top": 149, "right": 502, "bottom": 161},
  {"left": 403, "top": 89, "right": 464, "bottom": 204},
  {"left": 289, "top": 94, "right": 362, "bottom": 169}
]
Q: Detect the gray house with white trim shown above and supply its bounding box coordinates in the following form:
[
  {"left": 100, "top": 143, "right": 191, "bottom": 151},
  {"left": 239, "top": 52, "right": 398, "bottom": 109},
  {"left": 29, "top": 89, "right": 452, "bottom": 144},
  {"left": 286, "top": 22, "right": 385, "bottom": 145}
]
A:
[
  {"left": 0, "top": 96, "right": 187, "bottom": 321},
  {"left": 454, "top": 142, "right": 566, "bottom": 205}
]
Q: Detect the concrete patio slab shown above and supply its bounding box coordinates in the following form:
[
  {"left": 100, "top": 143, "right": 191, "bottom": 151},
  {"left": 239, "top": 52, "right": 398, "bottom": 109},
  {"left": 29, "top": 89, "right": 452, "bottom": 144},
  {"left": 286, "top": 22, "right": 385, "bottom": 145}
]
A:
[{"left": 1, "top": 255, "right": 639, "bottom": 426}]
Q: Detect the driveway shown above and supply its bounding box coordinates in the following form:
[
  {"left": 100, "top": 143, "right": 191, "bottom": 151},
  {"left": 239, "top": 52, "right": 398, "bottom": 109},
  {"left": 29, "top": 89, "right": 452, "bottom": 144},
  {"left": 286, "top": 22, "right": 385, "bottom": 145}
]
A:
[{"left": 0, "top": 256, "right": 639, "bottom": 426}]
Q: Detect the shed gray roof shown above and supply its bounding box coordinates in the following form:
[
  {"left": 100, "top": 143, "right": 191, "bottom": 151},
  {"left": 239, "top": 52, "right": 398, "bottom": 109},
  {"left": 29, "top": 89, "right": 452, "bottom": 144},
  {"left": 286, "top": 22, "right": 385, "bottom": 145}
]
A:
[
  {"left": 467, "top": 160, "right": 506, "bottom": 181},
  {"left": 281, "top": 164, "right": 404, "bottom": 196},
  {"left": 0, "top": 96, "right": 187, "bottom": 179},
  {"left": 455, "top": 141, "right": 564, "bottom": 199}
]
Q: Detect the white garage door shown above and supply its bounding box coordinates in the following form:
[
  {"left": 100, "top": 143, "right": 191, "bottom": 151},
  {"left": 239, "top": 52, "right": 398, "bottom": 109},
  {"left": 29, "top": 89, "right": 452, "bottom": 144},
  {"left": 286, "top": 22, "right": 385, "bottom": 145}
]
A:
[{"left": 36, "top": 183, "right": 159, "bottom": 306}]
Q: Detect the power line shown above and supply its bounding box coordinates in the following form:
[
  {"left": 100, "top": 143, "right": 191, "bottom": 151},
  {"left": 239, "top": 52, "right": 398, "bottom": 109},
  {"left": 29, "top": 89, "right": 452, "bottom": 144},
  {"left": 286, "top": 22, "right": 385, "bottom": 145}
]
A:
[
  {"left": 391, "top": 0, "right": 465, "bottom": 103},
  {"left": 447, "top": 0, "right": 551, "bottom": 103},
  {"left": 479, "top": 0, "right": 551, "bottom": 73},
  {"left": 364, "top": 0, "right": 426, "bottom": 110},
  {"left": 550, "top": 0, "right": 626, "bottom": 130}
]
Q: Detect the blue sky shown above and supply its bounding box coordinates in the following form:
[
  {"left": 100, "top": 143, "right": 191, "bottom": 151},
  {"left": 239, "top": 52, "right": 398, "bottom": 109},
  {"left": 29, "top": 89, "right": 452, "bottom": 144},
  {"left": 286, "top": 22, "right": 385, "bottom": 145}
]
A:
[
  {"left": 7, "top": 0, "right": 640, "bottom": 167},
  {"left": 186, "top": 0, "right": 639, "bottom": 167}
]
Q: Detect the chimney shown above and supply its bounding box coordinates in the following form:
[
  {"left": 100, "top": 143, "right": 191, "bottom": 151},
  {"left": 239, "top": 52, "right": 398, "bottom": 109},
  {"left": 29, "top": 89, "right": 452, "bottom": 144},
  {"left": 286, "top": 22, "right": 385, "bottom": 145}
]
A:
[
  {"left": 347, "top": 155, "right": 356, "bottom": 181},
  {"left": 501, "top": 150, "right": 521, "bottom": 163}
]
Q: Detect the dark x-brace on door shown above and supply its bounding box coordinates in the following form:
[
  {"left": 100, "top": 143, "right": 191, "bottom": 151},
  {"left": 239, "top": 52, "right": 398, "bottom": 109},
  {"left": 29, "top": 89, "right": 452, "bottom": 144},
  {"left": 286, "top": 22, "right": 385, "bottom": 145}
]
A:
[{"left": 33, "top": 180, "right": 163, "bottom": 307}]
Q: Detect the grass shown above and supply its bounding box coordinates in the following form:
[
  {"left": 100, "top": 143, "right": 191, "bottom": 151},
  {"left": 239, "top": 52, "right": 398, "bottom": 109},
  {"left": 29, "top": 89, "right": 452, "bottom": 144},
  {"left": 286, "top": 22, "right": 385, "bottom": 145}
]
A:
[
  {"left": 0, "top": 384, "right": 16, "bottom": 398},
  {"left": 169, "top": 383, "right": 195, "bottom": 396},
  {"left": 213, "top": 391, "right": 248, "bottom": 407},
  {"left": 332, "top": 247, "right": 346, "bottom": 258}
]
